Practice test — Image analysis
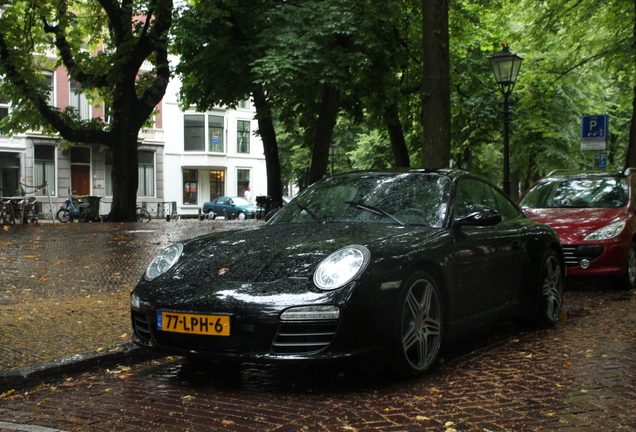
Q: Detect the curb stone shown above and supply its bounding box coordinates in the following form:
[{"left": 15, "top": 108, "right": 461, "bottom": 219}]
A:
[
  {"left": 0, "top": 343, "right": 161, "bottom": 392},
  {"left": 0, "top": 421, "right": 66, "bottom": 432}
]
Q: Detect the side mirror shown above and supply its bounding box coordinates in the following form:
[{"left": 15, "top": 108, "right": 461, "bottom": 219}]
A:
[{"left": 454, "top": 206, "right": 502, "bottom": 227}]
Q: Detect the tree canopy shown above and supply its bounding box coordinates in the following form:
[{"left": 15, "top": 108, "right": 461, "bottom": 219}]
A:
[{"left": 2, "top": 0, "right": 636, "bottom": 203}]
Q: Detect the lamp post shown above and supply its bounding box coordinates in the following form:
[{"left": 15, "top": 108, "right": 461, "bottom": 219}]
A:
[
  {"left": 329, "top": 142, "right": 339, "bottom": 176},
  {"left": 488, "top": 44, "right": 523, "bottom": 196}
]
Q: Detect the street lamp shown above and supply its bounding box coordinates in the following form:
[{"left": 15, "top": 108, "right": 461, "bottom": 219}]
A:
[
  {"left": 329, "top": 142, "right": 339, "bottom": 175},
  {"left": 488, "top": 44, "right": 523, "bottom": 196}
]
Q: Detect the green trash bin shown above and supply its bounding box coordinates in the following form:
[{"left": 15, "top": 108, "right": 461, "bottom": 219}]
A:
[{"left": 78, "top": 196, "right": 101, "bottom": 221}]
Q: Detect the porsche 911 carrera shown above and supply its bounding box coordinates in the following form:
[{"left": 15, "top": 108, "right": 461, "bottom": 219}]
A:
[{"left": 131, "top": 169, "right": 565, "bottom": 376}]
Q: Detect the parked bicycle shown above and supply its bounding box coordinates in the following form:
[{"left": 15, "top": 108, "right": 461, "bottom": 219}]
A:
[
  {"left": 56, "top": 197, "right": 90, "bottom": 223},
  {"left": 1, "top": 197, "right": 37, "bottom": 225},
  {"left": 135, "top": 206, "right": 152, "bottom": 222}
]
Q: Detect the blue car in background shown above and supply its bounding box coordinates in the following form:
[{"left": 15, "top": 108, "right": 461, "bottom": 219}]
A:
[{"left": 202, "top": 197, "right": 262, "bottom": 220}]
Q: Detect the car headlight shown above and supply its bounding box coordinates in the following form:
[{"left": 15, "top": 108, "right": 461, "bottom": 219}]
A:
[
  {"left": 313, "top": 245, "right": 370, "bottom": 290},
  {"left": 130, "top": 292, "right": 141, "bottom": 309},
  {"left": 584, "top": 221, "right": 626, "bottom": 241},
  {"left": 145, "top": 243, "right": 184, "bottom": 280}
]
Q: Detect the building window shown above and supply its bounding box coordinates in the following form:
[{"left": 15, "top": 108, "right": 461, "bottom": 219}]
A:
[
  {"left": 183, "top": 169, "right": 198, "bottom": 205},
  {"left": 238, "top": 99, "right": 250, "bottom": 109},
  {"left": 208, "top": 115, "right": 224, "bottom": 152},
  {"left": 138, "top": 151, "right": 155, "bottom": 197},
  {"left": 237, "top": 169, "right": 250, "bottom": 201},
  {"left": 69, "top": 79, "right": 90, "bottom": 120},
  {"left": 209, "top": 170, "right": 225, "bottom": 201},
  {"left": 34, "top": 145, "right": 56, "bottom": 196},
  {"left": 105, "top": 150, "right": 156, "bottom": 197},
  {"left": 184, "top": 114, "right": 205, "bottom": 151},
  {"left": 237, "top": 120, "right": 250, "bottom": 154},
  {"left": 185, "top": 114, "right": 225, "bottom": 153},
  {"left": 42, "top": 70, "right": 54, "bottom": 106}
]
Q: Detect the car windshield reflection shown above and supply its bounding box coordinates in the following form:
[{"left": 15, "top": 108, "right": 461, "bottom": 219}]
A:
[
  {"left": 270, "top": 173, "right": 451, "bottom": 227},
  {"left": 519, "top": 177, "right": 628, "bottom": 209}
]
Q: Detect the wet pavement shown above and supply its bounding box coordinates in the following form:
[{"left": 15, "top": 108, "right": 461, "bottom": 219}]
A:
[
  {"left": 0, "top": 221, "right": 635, "bottom": 431},
  {"left": 0, "top": 220, "right": 248, "bottom": 377}
]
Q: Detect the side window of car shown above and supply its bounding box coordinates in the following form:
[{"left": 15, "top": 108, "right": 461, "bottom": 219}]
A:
[
  {"left": 491, "top": 187, "right": 521, "bottom": 220},
  {"left": 455, "top": 179, "right": 497, "bottom": 218}
]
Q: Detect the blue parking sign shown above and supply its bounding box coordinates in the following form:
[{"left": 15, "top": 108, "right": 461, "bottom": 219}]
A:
[
  {"left": 599, "top": 152, "right": 607, "bottom": 169},
  {"left": 582, "top": 115, "right": 608, "bottom": 140}
]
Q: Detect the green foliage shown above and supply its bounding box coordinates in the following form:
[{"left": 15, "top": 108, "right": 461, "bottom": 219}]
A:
[{"left": 4, "top": 0, "right": 636, "bottom": 196}]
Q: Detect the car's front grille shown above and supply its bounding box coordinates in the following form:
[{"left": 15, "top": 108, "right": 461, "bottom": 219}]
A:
[
  {"left": 562, "top": 244, "right": 604, "bottom": 267},
  {"left": 132, "top": 311, "right": 151, "bottom": 345},
  {"left": 271, "top": 322, "right": 338, "bottom": 354}
]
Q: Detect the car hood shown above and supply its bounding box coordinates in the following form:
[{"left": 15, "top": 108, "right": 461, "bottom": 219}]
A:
[
  {"left": 521, "top": 207, "right": 627, "bottom": 242},
  {"left": 149, "top": 222, "right": 437, "bottom": 286}
]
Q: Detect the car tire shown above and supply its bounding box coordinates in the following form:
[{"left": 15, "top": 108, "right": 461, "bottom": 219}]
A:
[
  {"left": 535, "top": 249, "right": 564, "bottom": 327},
  {"left": 56, "top": 208, "right": 71, "bottom": 223},
  {"left": 618, "top": 241, "right": 636, "bottom": 290},
  {"left": 237, "top": 211, "right": 246, "bottom": 221},
  {"left": 392, "top": 271, "right": 443, "bottom": 377}
]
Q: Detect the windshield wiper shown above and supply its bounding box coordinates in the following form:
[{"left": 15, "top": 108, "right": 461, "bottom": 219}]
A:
[
  {"left": 346, "top": 201, "right": 405, "bottom": 226},
  {"left": 295, "top": 203, "right": 324, "bottom": 223}
]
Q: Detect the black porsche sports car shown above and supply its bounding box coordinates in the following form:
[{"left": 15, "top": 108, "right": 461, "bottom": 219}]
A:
[{"left": 131, "top": 169, "right": 565, "bottom": 376}]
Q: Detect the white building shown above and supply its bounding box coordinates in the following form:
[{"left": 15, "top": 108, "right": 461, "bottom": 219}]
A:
[{"left": 162, "top": 74, "right": 267, "bottom": 217}]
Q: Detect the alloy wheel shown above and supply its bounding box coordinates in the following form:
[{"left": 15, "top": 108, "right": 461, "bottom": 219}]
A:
[{"left": 399, "top": 276, "right": 442, "bottom": 373}]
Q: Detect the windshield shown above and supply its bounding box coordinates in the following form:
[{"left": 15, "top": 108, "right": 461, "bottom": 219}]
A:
[
  {"left": 270, "top": 173, "right": 451, "bottom": 227},
  {"left": 519, "top": 177, "right": 628, "bottom": 209}
]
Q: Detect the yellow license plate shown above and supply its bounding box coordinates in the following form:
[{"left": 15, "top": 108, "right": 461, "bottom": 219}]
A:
[{"left": 157, "top": 311, "right": 230, "bottom": 336}]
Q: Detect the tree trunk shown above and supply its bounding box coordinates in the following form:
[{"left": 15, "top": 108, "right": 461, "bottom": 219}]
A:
[
  {"left": 384, "top": 103, "right": 410, "bottom": 168},
  {"left": 252, "top": 89, "right": 284, "bottom": 208},
  {"left": 420, "top": 0, "right": 451, "bottom": 169},
  {"left": 106, "top": 132, "right": 139, "bottom": 222},
  {"left": 309, "top": 85, "right": 341, "bottom": 185}
]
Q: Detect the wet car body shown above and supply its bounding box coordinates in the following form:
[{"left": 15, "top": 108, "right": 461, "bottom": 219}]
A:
[
  {"left": 519, "top": 169, "right": 636, "bottom": 289},
  {"left": 132, "top": 169, "right": 564, "bottom": 375}
]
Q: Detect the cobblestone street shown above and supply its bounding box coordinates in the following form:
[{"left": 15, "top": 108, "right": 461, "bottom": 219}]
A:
[
  {"left": 0, "top": 221, "right": 635, "bottom": 431},
  {"left": 0, "top": 220, "right": 246, "bottom": 373}
]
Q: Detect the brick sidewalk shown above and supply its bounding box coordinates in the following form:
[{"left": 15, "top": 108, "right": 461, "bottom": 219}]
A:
[{"left": 0, "top": 220, "right": 251, "bottom": 375}]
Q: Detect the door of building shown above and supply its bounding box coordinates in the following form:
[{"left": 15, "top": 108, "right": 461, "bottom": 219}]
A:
[
  {"left": 70, "top": 147, "right": 91, "bottom": 196},
  {"left": 71, "top": 165, "right": 90, "bottom": 196}
]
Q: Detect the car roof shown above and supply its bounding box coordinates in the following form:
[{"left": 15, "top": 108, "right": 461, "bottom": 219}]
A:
[
  {"left": 331, "top": 168, "right": 476, "bottom": 181},
  {"left": 540, "top": 168, "right": 635, "bottom": 181}
]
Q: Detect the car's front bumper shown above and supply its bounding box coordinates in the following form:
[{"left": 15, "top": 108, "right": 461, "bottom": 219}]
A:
[
  {"left": 130, "top": 286, "right": 394, "bottom": 365},
  {"left": 562, "top": 240, "right": 630, "bottom": 276}
]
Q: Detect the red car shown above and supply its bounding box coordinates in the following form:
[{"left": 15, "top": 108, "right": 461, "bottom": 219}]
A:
[{"left": 518, "top": 169, "right": 636, "bottom": 289}]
